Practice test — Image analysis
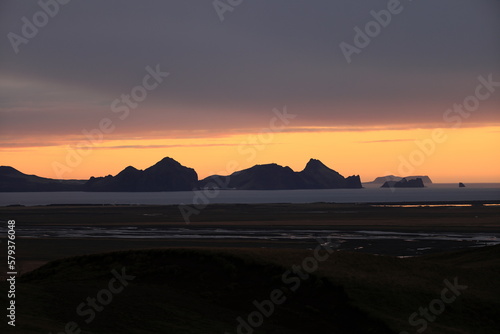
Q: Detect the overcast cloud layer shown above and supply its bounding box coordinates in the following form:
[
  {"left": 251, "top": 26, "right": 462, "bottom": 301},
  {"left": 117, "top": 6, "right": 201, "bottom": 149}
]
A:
[{"left": 1, "top": 0, "right": 499, "bottom": 140}]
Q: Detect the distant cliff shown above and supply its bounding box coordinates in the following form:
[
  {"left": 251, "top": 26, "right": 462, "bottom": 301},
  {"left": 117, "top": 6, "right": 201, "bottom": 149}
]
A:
[
  {"left": 368, "top": 175, "right": 432, "bottom": 184},
  {"left": 381, "top": 178, "right": 425, "bottom": 188},
  {"left": 200, "top": 159, "right": 362, "bottom": 190}
]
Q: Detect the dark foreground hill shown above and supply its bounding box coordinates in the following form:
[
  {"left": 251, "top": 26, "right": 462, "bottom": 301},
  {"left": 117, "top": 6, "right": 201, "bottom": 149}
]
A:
[
  {"left": 2, "top": 245, "right": 499, "bottom": 334},
  {"left": 1, "top": 249, "right": 392, "bottom": 334}
]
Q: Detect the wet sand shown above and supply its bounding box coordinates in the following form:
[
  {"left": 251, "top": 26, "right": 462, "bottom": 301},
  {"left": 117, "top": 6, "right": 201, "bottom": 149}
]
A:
[{"left": 1, "top": 203, "right": 499, "bottom": 273}]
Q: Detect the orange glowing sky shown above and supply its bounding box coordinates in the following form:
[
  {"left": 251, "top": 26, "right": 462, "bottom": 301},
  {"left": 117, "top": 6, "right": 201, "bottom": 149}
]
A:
[
  {"left": 1, "top": 2, "right": 499, "bottom": 183},
  {"left": 2, "top": 125, "right": 500, "bottom": 183}
]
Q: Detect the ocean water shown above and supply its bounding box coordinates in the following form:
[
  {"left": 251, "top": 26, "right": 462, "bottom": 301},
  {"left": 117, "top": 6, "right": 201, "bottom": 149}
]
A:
[{"left": 0, "top": 184, "right": 499, "bottom": 206}]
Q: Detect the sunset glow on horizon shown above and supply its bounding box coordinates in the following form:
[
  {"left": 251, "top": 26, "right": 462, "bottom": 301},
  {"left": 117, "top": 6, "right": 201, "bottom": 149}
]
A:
[{"left": 3, "top": 125, "right": 499, "bottom": 183}]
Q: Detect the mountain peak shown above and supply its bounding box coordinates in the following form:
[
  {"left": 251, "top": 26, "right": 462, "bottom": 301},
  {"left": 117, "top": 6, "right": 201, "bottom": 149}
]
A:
[
  {"left": 304, "top": 158, "right": 328, "bottom": 170},
  {"left": 86, "top": 157, "right": 198, "bottom": 191},
  {"left": 116, "top": 166, "right": 141, "bottom": 177},
  {"left": 0, "top": 166, "right": 22, "bottom": 175},
  {"left": 123, "top": 166, "right": 139, "bottom": 172},
  {"left": 297, "top": 158, "right": 361, "bottom": 188},
  {"left": 146, "top": 157, "right": 184, "bottom": 171},
  {"left": 156, "top": 157, "right": 179, "bottom": 165}
]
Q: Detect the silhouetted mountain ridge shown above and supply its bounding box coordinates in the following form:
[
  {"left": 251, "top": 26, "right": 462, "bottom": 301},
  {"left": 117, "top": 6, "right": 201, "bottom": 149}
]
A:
[
  {"left": 200, "top": 158, "right": 362, "bottom": 190},
  {"left": 1, "top": 157, "right": 361, "bottom": 191},
  {"left": 0, "top": 166, "right": 84, "bottom": 191},
  {"left": 85, "top": 157, "right": 198, "bottom": 191},
  {"left": 300, "top": 158, "right": 361, "bottom": 189}
]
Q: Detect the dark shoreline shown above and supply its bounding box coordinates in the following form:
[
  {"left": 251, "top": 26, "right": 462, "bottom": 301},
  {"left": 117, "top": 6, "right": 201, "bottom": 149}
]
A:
[
  {"left": 1, "top": 203, "right": 499, "bottom": 273},
  {"left": 1, "top": 203, "right": 499, "bottom": 334},
  {"left": 3, "top": 199, "right": 500, "bottom": 207},
  {"left": 2, "top": 202, "right": 499, "bottom": 227}
]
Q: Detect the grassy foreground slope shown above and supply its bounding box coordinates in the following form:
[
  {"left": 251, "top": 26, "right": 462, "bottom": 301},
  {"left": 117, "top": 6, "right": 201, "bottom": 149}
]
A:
[
  {"left": 247, "top": 245, "right": 500, "bottom": 334},
  {"left": 316, "top": 246, "right": 500, "bottom": 334},
  {"left": 1, "top": 245, "right": 499, "bottom": 334},
  {"left": 1, "top": 249, "right": 392, "bottom": 334}
]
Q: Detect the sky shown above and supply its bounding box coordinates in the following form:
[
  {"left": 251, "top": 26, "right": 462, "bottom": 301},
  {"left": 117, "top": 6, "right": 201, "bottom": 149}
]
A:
[{"left": 0, "top": 0, "right": 499, "bottom": 182}]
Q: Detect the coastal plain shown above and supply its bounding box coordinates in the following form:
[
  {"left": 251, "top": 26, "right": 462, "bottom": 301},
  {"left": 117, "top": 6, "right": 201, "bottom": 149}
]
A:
[{"left": 0, "top": 203, "right": 499, "bottom": 333}]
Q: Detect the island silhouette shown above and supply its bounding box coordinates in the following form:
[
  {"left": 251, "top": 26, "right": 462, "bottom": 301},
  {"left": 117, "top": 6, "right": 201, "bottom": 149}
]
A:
[{"left": 0, "top": 157, "right": 366, "bottom": 192}]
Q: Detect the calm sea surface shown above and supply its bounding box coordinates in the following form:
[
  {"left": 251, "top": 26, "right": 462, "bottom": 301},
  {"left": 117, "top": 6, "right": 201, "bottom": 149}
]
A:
[
  {"left": 0, "top": 184, "right": 498, "bottom": 206},
  {"left": 1, "top": 184, "right": 498, "bottom": 256}
]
